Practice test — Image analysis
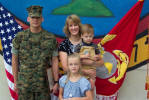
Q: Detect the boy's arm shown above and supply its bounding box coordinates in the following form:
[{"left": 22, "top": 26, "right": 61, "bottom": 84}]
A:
[{"left": 80, "top": 53, "right": 90, "bottom": 59}]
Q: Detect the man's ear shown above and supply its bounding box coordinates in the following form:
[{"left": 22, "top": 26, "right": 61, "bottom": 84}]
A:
[{"left": 27, "top": 17, "right": 30, "bottom": 22}]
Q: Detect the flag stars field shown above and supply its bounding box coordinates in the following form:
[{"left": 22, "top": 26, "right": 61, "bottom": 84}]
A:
[{"left": 0, "top": 3, "right": 23, "bottom": 100}]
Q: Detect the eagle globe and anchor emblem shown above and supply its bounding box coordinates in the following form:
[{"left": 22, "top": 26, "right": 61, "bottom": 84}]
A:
[{"left": 96, "top": 34, "right": 129, "bottom": 84}]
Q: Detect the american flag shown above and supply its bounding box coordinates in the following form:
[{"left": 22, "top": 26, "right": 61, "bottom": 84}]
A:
[{"left": 0, "top": 3, "right": 23, "bottom": 100}]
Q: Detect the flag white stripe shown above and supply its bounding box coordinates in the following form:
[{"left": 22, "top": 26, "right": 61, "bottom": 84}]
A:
[
  {"left": 4, "top": 60, "right": 15, "bottom": 100},
  {"left": 11, "top": 97, "right": 15, "bottom": 100},
  {"left": 4, "top": 60, "right": 13, "bottom": 74},
  {"left": 7, "top": 77, "right": 14, "bottom": 90}
]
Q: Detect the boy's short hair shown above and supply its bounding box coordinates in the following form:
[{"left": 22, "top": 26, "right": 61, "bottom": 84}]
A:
[{"left": 81, "top": 24, "right": 94, "bottom": 35}]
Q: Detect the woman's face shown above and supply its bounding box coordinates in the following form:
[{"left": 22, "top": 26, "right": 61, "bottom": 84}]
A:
[{"left": 68, "top": 21, "right": 79, "bottom": 36}]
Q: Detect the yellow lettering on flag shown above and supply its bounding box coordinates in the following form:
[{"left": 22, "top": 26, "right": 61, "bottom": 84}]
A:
[{"left": 128, "top": 33, "right": 148, "bottom": 68}]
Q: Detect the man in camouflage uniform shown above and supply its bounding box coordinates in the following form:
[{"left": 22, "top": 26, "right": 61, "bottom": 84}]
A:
[{"left": 12, "top": 5, "right": 59, "bottom": 100}]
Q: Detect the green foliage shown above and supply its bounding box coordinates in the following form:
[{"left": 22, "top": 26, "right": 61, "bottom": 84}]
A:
[{"left": 52, "top": 0, "right": 113, "bottom": 17}]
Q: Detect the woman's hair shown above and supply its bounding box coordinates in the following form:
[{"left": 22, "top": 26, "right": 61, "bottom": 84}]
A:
[
  {"left": 81, "top": 24, "right": 94, "bottom": 35},
  {"left": 65, "top": 53, "right": 82, "bottom": 83},
  {"left": 63, "top": 14, "right": 82, "bottom": 37}
]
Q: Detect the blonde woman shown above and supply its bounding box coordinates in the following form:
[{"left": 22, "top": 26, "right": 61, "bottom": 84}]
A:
[
  {"left": 58, "top": 15, "right": 96, "bottom": 78},
  {"left": 58, "top": 14, "right": 82, "bottom": 72}
]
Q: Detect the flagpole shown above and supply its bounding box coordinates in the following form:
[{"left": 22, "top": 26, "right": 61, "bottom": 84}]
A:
[
  {"left": 146, "top": 22, "right": 149, "bottom": 99},
  {"left": 147, "top": 23, "right": 149, "bottom": 99}
]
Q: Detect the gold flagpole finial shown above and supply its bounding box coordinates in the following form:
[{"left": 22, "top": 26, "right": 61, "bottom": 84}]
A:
[
  {"left": 138, "top": 0, "right": 144, "bottom": 1},
  {"left": 0, "top": 39, "right": 2, "bottom": 51}
]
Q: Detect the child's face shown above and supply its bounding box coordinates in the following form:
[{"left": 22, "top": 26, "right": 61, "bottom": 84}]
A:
[
  {"left": 68, "top": 57, "right": 80, "bottom": 74},
  {"left": 68, "top": 21, "right": 79, "bottom": 36},
  {"left": 81, "top": 33, "right": 94, "bottom": 44}
]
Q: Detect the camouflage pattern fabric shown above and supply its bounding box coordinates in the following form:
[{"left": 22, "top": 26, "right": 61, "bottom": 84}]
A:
[
  {"left": 18, "top": 90, "right": 50, "bottom": 100},
  {"left": 12, "top": 29, "right": 57, "bottom": 100},
  {"left": 27, "top": 5, "right": 43, "bottom": 17}
]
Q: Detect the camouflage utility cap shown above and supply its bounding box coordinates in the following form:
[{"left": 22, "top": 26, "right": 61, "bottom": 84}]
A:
[{"left": 27, "top": 5, "right": 43, "bottom": 17}]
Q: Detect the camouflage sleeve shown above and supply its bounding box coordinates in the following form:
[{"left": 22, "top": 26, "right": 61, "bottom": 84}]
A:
[
  {"left": 12, "top": 33, "right": 21, "bottom": 50},
  {"left": 52, "top": 49, "right": 58, "bottom": 57},
  {"left": 11, "top": 45, "right": 18, "bottom": 55}
]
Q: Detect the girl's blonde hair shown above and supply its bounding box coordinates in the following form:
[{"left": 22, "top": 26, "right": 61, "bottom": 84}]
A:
[
  {"left": 63, "top": 14, "right": 82, "bottom": 37},
  {"left": 65, "top": 53, "right": 82, "bottom": 83}
]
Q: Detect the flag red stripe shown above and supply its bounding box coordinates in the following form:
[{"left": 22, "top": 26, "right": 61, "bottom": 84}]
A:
[
  {"left": 9, "top": 87, "right": 18, "bottom": 100},
  {"left": 5, "top": 69, "right": 14, "bottom": 83}
]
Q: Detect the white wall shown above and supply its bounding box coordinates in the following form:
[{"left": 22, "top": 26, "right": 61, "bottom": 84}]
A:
[
  {"left": 118, "top": 65, "right": 147, "bottom": 100},
  {"left": 0, "top": 55, "right": 11, "bottom": 100}
]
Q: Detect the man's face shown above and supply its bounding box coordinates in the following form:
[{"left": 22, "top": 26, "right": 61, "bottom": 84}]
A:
[{"left": 28, "top": 16, "right": 43, "bottom": 28}]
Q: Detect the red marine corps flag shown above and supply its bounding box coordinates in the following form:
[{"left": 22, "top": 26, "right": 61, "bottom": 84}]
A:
[{"left": 96, "top": 0, "right": 144, "bottom": 99}]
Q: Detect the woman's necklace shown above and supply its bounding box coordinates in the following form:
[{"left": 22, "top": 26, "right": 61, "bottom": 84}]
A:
[{"left": 69, "top": 37, "right": 81, "bottom": 45}]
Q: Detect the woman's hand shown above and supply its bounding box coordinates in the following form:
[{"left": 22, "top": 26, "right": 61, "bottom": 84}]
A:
[
  {"left": 81, "top": 58, "right": 94, "bottom": 66},
  {"left": 82, "top": 69, "right": 96, "bottom": 79},
  {"left": 80, "top": 53, "right": 90, "bottom": 59}
]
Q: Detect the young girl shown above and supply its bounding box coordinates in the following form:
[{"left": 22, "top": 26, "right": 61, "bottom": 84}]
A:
[{"left": 59, "top": 53, "right": 92, "bottom": 100}]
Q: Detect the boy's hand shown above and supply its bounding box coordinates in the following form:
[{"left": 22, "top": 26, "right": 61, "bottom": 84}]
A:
[
  {"left": 92, "top": 55, "right": 100, "bottom": 61},
  {"left": 84, "top": 53, "right": 90, "bottom": 58}
]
